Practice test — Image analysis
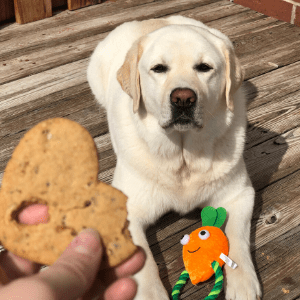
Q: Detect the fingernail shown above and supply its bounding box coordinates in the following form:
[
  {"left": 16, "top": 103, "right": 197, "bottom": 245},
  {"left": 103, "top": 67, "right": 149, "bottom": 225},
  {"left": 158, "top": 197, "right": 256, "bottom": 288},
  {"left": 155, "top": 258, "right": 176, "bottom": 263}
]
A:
[{"left": 70, "top": 228, "right": 101, "bottom": 255}]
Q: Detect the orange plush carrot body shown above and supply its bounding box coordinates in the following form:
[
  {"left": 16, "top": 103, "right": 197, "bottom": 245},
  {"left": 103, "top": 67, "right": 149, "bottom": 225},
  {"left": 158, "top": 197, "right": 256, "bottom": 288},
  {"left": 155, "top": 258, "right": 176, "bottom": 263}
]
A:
[
  {"left": 183, "top": 225, "right": 229, "bottom": 284},
  {"left": 172, "top": 206, "right": 237, "bottom": 300}
]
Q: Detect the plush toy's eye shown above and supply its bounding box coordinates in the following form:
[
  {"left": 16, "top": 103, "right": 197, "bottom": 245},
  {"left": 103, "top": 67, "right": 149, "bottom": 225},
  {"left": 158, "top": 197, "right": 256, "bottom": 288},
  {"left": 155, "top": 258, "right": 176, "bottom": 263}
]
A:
[
  {"left": 180, "top": 234, "right": 190, "bottom": 245},
  {"left": 198, "top": 230, "right": 210, "bottom": 240}
]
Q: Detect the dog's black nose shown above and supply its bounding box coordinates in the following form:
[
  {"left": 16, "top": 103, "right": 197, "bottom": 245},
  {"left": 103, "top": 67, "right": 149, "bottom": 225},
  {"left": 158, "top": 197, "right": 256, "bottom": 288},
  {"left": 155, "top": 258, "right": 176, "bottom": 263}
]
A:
[{"left": 170, "top": 88, "right": 197, "bottom": 108}]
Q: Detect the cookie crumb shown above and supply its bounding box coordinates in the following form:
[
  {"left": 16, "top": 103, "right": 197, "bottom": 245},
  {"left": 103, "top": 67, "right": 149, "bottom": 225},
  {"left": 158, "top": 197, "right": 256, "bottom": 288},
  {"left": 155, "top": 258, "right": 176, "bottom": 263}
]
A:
[
  {"left": 282, "top": 288, "right": 290, "bottom": 294},
  {"left": 113, "top": 243, "right": 120, "bottom": 249},
  {"left": 56, "top": 225, "right": 65, "bottom": 233},
  {"left": 84, "top": 200, "right": 91, "bottom": 207},
  {"left": 71, "top": 229, "right": 77, "bottom": 236}
]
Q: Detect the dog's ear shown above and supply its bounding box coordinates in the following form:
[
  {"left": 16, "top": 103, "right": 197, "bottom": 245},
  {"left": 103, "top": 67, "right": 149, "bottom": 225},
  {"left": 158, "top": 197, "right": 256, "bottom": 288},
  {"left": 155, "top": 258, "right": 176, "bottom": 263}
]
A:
[
  {"left": 222, "top": 44, "right": 244, "bottom": 112},
  {"left": 117, "top": 38, "right": 144, "bottom": 113}
]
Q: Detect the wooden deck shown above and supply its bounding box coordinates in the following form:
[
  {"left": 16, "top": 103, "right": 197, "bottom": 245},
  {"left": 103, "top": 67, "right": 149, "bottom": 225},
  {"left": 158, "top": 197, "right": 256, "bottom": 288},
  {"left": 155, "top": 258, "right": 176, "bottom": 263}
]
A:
[{"left": 0, "top": 0, "right": 299, "bottom": 298}]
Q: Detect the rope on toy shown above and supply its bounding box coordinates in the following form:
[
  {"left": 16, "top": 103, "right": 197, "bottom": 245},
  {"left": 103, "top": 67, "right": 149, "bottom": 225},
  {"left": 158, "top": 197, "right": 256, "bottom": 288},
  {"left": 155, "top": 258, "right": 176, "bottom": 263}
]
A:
[
  {"left": 207, "top": 261, "right": 223, "bottom": 300},
  {"left": 172, "top": 270, "right": 189, "bottom": 300},
  {"left": 171, "top": 261, "right": 223, "bottom": 300}
]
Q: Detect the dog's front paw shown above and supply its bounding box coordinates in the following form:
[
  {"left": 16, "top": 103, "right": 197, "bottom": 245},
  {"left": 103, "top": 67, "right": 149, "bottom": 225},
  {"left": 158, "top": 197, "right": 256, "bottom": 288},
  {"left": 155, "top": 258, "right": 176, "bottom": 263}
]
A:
[
  {"left": 224, "top": 264, "right": 261, "bottom": 300},
  {"left": 133, "top": 272, "right": 169, "bottom": 300}
]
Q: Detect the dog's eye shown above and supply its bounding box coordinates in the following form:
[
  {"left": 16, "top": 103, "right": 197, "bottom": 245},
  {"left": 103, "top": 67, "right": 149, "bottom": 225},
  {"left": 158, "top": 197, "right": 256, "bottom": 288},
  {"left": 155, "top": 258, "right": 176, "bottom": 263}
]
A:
[
  {"left": 194, "top": 63, "right": 212, "bottom": 72},
  {"left": 151, "top": 64, "right": 168, "bottom": 73}
]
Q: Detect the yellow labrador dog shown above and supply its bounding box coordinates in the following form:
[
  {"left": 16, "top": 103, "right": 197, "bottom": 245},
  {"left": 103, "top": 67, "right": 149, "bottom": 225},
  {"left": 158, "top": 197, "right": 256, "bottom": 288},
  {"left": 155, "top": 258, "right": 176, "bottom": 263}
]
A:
[{"left": 87, "top": 15, "right": 261, "bottom": 300}]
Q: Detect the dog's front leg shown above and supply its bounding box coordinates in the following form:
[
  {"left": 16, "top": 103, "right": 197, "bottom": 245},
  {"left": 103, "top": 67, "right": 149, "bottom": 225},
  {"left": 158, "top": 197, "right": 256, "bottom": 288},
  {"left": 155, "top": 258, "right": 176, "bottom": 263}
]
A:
[
  {"left": 222, "top": 186, "right": 262, "bottom": 300},
  {"left": 128, "top": 218, "right": 169, "bottom": 300}
]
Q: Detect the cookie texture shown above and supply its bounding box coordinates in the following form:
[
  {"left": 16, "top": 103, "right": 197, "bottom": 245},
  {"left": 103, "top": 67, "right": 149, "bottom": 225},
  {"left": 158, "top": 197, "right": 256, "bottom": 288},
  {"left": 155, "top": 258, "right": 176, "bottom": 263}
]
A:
[{"left": 0, "top": 118, "right": 137, "bottom": 268}]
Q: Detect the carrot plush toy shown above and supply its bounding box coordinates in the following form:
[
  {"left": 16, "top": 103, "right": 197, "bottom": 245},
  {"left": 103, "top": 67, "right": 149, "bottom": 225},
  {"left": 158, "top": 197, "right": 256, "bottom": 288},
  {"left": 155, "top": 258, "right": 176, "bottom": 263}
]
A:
[{"left": 172, "top": 206, "right": 237, "bottom": 300}]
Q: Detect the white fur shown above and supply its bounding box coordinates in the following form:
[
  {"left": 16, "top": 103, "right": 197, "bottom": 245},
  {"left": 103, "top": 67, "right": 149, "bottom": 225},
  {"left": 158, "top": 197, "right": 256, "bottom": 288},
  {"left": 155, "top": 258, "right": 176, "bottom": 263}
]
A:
[{"left": 87, "top": 16, "right": 261, "bottom": 300}]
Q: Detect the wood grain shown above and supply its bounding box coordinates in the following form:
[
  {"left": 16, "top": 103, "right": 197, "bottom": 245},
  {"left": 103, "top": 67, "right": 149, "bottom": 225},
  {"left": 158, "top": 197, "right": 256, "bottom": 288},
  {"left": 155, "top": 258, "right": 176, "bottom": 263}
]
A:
[
  {"left": 14, "top": 0, "right": 52, "bottom": 24},
  {"left": 1, "top": 2, "right": 300, "bottom": 85},
  {"left": 67, "top": 0, "right": 98, "bottom": 11},
  {"left": 0, "top": 0, "right": 230, "bottom": 84},
  {"left": 0, "top": 0, "right": 15, "bottom": 22}
]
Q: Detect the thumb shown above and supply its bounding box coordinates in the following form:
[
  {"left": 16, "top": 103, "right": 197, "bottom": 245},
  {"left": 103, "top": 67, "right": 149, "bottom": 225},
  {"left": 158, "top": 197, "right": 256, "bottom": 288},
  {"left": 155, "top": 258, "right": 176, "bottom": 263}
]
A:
[
  {"left": 38, "top": 228, "right": 103, "bottom": 299},
  {"left": 0, "top": 229, "right": 103, "bottom": 299}
]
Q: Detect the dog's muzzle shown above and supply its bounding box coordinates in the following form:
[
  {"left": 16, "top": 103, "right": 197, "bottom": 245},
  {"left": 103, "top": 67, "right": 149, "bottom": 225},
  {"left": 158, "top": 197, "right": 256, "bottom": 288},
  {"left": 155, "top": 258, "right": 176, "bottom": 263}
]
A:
[{"left": 170, "top": 88, "right": 197, "bottom": 125}]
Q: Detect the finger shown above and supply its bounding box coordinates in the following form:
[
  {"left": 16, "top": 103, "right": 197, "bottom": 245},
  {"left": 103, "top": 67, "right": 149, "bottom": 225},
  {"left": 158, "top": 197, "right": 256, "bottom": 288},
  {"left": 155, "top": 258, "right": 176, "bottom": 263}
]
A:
[
  {"left": 18, "top": 204, "right": 49, "bottom": 224},
  {"left": 0, "top": 229, "right": 103, "bottom": 299},
  {"left": 0, "top": 204, "right": 48, "bottom": 280},
  {"left": 0, "top": 251, "right": 41, "bottom": 280},
  {"left": 114, "top": 247, "right": 146, "bottom": 278},
  {"left": 37, "top": 228, "right": 103, "bottom": 299},
  {"left": 104, "top": 278, "right": 137, "bottom": 300},
  {"left": 101, "top": 247, "right": 146, "bottom": 285},
  {"left": 82, "top": 248, "right": 145, "bottom": 299}
]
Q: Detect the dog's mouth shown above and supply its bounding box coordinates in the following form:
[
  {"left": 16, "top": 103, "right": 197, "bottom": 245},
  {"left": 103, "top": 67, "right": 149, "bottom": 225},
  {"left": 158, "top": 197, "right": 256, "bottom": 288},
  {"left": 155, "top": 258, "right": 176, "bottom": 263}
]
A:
[
  {"left": 160, "top": 102, "right": 203, "bottom": 131},
  {"left": 161, "top": 114, "right": 203, "bottom": 131},
  {"left": 176, "top": 113, "right": 193, "bottom": 122},
  {"left": 187, "top": 247, "right": 201, "bottom": 254}
]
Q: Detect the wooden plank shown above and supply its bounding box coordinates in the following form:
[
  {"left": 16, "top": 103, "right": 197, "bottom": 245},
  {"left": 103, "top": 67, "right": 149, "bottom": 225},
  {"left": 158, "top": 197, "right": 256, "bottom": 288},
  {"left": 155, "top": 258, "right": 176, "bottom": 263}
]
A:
[
  {"left": 94, "top": 134, "right": 116, "bottom": 174},
  {"left": 244, "top": 60, "right": 300, "bottom": 151},
  {"left": 245, "top": 60, "right": 300, "bottom": 111},
  {"left": 0, "top": 0, "right": 156, "bottom": 53},
  {"left": 98, "top": 167, "right": 114, "bottom": 184},
  {"left": 0, "top": 59, "right": 109, "bottom": 171},
  {"left": 257, "top": 227, "right": 300, "bottom": 300},
  {"left": 0, "top": 33, "right": 107, "bottom": 84},
  {"left": 1, "top": 2, "right": 300, "bottom": 85},
  {"left": 0, "top": 97, "right": 108, "bottom": 173},
  {"left": 68, "top": 0, "right": 98, "bottom": 11},
  {"left": 178, "top": 1, "right": 276, "bottom": 36},
  {"left": 0, "top": 59, "right": 88, "bottom": 118},
  {"left": 252, "top": 168, "right": 300, "bottom": 249},
  {"left": 234, "top": 23, "right": 300, "bottom": 79},
  {"left": 246, "top": 126, "right": 300, "bottom": 191},
  {"left": 0, "top": 0, "right": 15, "bottom": 23},
  {"left": 0, "top": 0, "right": 223, "bottom": 84},
  {"left": 14, "top": 0, "right": 52, "bottom": 24},
  {"left": 233, "top": 0, "right": 295, "bottom": 26},
  {"left": 0, "top": 0, "right": 214, "bottom": 53}
]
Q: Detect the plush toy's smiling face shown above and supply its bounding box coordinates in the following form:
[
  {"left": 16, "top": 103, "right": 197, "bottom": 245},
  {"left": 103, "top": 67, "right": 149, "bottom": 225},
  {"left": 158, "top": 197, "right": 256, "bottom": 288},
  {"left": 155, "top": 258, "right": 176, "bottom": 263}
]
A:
[{"left": 182, "top": 226, "right": 229, "bottom": 284}]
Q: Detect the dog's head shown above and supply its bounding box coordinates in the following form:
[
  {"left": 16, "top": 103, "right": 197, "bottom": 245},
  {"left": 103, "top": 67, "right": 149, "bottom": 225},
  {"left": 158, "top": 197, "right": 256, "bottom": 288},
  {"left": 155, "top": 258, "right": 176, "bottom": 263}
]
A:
[{"left": 117, "top": 24, "right": 243, "bottom": 133}]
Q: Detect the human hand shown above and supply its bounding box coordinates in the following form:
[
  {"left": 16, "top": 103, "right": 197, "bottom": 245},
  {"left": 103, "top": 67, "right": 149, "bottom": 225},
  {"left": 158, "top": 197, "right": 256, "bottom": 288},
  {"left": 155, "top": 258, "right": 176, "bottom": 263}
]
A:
[{"left": 0, "top": 204, "right": 146, "bottom": 300}]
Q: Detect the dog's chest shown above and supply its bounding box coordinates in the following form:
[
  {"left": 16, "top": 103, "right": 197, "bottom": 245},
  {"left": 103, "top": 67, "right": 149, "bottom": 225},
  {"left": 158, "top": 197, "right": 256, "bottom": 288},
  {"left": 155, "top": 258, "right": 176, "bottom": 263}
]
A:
[
  {"left": 165, "top": 154, "right": 213, "bottom": 191},
  {"left": 175, "top": 159, "right": 191, "bottom": 181}
]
